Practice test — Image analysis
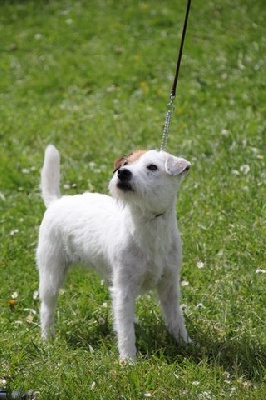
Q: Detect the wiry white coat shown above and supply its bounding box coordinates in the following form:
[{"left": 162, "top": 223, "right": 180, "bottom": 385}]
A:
[{"left": 37, "top": 145, "right": 191, "bottom": 360}]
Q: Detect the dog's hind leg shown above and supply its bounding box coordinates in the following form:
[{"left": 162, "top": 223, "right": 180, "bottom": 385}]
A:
[
  {"left": 157, "top": 272, "right": 191, "bottom": 344},
  {"left": 37, "top": 249, "right": 67, "bottom": 339}
]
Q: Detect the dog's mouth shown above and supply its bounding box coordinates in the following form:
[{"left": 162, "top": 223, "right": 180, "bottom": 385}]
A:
[{"left": 117, "top": 181, "right": 134, "bottom": 192}]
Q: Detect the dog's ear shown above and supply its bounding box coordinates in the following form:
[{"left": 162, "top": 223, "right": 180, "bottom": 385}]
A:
[
  {"left": 165, "top": 156, "right": 191, "bottom": 176},
  {"left": 113, "top": 154, "right": 130, "bottom": 173}
]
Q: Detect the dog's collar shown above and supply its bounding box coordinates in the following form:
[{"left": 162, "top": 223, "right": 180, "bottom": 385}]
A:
[{"left": 154, "top": 212, "right": 166, "bottom": 219}]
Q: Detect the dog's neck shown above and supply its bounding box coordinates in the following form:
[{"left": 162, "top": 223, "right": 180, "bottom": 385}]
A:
[
  {"left": 126, "top": 199, "right": 177, "bottom": 224},
  {"left": 122, "top": 201, "right": 178, "bottom": 261}
]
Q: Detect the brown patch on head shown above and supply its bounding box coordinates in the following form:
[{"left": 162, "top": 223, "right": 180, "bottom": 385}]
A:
[{"left": 113, "top": 150, "right": 147, "bottom": 173}]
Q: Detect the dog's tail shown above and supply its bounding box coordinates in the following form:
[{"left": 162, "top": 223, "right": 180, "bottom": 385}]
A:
[{"left": 41, "top": 145, "right": 61, "bottom": 208}]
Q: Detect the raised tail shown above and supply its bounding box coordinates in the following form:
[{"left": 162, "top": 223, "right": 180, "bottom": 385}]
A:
[{"left": 41, "top": 145, "right": 61, "bottom": 208}]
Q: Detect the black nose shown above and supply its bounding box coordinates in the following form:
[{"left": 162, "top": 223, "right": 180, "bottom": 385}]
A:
[{"left": 118, "top": 168, "right": 132, "bottom": 181}]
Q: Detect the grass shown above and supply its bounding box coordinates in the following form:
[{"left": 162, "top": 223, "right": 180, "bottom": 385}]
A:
[{"left": 0, "top": 0, "right": 265, "bottom": 398}]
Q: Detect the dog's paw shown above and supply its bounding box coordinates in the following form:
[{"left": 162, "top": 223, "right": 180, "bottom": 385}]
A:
[
  {"left": 118, "top": 348, "right": 137, "bottom": 363},
  {"left": 184, "top": 336, "right": 193, "bottom": 345},
  {"left": 119, "top": 357, "right": 136, "bottom": 366},
  {"left": 174, "top": 330, "right": 192, "bottom": 345}
]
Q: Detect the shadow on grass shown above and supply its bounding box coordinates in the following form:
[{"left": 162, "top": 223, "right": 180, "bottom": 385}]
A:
[
  {"left": 65, "top": 318, "right": 265, "bottom": 381},
  {"left": 64, "top": 318, "right": 114, "bottom": 352},
  {"left": 135, "top": 322, "right": 266, "bottom": 381}
]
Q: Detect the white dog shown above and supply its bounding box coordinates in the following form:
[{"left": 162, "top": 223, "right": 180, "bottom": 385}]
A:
[{"left": 37, "top": 145, "right": 191, "bottom": 360}]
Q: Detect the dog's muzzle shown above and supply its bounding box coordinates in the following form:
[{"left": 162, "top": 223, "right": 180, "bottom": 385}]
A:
[{"left": 117, "top": 168, "right": 133, "bottom": 192}]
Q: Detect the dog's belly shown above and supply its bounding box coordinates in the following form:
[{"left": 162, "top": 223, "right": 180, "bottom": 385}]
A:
[{"left": 66, "top": 235, "right": 111, "bottom": 279}]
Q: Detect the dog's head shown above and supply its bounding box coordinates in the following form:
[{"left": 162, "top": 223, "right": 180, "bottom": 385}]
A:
[{"left": 109, "top": 150, "right": 191, "bottom": 215}]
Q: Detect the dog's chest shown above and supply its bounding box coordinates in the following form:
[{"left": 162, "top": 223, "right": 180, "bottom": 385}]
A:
[
  {"left": 134, "top": 224, "right": 176, "bottom": 291},
  {"left": 139, "top": 219, "right": 173, "bottom": 257}
]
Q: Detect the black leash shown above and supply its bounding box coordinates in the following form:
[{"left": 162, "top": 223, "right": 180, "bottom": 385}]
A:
[{"left": 161, "top": 0, "right": 192, "bottom": 151}]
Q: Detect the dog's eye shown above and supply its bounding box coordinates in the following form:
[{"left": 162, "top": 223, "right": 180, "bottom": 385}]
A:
[{"left": 147, "top": 164, "right": 158, "bottom": 171}]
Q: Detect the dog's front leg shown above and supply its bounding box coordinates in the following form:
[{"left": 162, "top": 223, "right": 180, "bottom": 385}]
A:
[
  {"left": 111, "top": 274, "right": 137, "bottom": 360},
  {"left": 157, "top": 272, "right": 191, "bottom": 344}
]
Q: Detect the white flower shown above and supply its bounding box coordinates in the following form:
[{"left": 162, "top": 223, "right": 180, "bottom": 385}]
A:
[
  {"left": 11, "top": 291, "right": 18, "bottom": 299},
  {"left": 33, "top": 290, "right": 39, "bottom": 300},
  {"left": 34, "top": 34, "right": 43, "bottom": 40},
  {"left": 198, "top": 391, "right": 213, "bottom": 400},
  {"left": 256, "top": 269, "right": 266, "bottom": 274},
  {"left": 197, "top": 261, "right": 205, "bottom": 269},
  {"left": 220, "top": 129, "right": 230, "bottom": 136},
  {"left": 181, "top": 280, "right": 189, "bottom": 287},
  {"left": 10, "top": 229, "right": 19, "bottom": 236},
  {"left": 196, "top": 303, "right": 206, "bottom": 310},
  {"left": 192, "top": 381, "right": 200, "bottom": 386},
  {"left": 24, "top": 308, "right": 37, "bottom": 315},
  {"left": 240, "top": 164, "right": 250, "bottom": 175},
  {"left": 24, "top": 308, "right": 37, "bottom": 323},
  {"left": 26, "top": 314, "right": 34, "bottom": 323}
]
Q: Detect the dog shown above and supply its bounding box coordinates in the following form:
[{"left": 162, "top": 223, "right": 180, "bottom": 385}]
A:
[{"left": 37, "top": 145, "right": 191, "bottom": 360}]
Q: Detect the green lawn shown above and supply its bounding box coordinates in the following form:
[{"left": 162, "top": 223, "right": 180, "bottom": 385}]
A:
[{"left": 0, "top": 0, "right": 265, "bottom": 399}]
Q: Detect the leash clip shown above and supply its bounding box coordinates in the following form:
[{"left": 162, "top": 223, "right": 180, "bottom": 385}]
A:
[{"left": 160, "top": 94, "right": 175, "bottom": 151}]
